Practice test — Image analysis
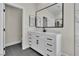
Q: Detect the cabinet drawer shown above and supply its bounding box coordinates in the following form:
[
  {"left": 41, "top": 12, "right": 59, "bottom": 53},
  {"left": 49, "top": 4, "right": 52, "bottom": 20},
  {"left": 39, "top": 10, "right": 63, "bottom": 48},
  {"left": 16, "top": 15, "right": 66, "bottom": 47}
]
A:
[
  {"left": 46, "top": 34, "right": 56, "bottom": 40},
  {"left": 45, "top": 38, "right": 56, "bottom": 45},
  {"left": 45, "top": 42, "right": 56, "bottom": 50},
  {"left": 46, "top": 52, "right": 56, "bottom": 56},
  {"left": 45, "top": 48, "right": 56, "bottom": 56},
  {"left": 46, "top": 36, "right": 56, "bottom": 43},
  {"left": 46, "top": 37, "right": 56, "bottom": 40}
]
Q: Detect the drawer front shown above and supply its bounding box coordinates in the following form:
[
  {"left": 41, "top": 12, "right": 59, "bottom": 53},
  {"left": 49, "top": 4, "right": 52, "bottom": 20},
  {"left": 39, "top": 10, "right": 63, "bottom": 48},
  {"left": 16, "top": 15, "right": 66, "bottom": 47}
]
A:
[
  {"left": 45, "top": 35, "right": 56, "bottom": 43},
  {"left": 45, "top": 36, "right": 57, "bottom": 56},
  {"left": 45, "top": 48, "right": 56, "bottom": 56},
  {"left": 45, "top": 37, "right": 56, "bottom": 45},
  {"left": 46, "top": 34, "right": 56, "bottom": 40},
  {"left": 45, "top": 42, "right": 56, "bottom": 50},
  {"left": 45, "top": 42, "right": 56, "bottom": 56}
]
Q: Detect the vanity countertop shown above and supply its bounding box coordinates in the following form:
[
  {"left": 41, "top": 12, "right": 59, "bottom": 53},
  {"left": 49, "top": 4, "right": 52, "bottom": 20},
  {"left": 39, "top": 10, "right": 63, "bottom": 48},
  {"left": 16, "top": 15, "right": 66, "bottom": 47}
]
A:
[{"left": 28, "top": 30, "right": 61, "bottom": 35}]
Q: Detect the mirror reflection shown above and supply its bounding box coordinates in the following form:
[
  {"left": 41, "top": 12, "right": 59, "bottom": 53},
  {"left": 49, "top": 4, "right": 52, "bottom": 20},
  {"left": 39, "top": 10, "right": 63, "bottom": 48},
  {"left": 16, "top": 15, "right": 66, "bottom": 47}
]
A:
[{"left": 36, "top": 3, "right": 63, "bottom": 28}]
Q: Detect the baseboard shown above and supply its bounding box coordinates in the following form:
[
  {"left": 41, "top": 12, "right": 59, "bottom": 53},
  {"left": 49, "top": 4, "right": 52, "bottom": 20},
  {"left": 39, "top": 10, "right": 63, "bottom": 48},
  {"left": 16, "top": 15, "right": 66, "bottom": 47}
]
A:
[
  {"left": 5, "top": 40, "right": 21, "bottom": 47},
  {"left": 22, "top": 45, "right": 29, "bottom": 50}
]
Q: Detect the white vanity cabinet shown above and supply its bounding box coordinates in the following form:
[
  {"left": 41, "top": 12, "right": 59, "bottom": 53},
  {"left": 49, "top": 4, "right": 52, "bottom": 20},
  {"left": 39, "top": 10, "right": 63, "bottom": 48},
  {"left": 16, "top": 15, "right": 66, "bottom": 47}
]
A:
[
  {"left": 28, "top": 31, "right": 61, "bottom": 56},
  {"left": 28, "top": 32, "right": 38, "bottom": 50},
  {"left": 44, "top": 34, "right": 61, "bottom": 56}
]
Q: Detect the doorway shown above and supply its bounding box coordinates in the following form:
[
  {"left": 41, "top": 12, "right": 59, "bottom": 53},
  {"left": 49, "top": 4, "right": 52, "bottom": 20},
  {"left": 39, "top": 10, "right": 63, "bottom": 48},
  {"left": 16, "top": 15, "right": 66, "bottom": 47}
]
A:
[{"left": 4, "top": 4, "right": 23, "bottom": 55}]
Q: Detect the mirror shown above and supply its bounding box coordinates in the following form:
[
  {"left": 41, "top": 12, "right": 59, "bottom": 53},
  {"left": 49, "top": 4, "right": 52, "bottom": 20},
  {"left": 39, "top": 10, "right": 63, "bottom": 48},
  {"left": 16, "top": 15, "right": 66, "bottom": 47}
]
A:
[{"left": 35, "top": 3, "right": 64, "bottom": 28}]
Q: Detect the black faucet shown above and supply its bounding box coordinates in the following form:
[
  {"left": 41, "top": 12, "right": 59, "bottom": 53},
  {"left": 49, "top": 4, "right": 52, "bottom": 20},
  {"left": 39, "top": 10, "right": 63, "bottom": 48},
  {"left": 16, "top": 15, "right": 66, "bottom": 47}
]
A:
[{"left": 43, "top": 28, "right": 46, "bottom": 32}]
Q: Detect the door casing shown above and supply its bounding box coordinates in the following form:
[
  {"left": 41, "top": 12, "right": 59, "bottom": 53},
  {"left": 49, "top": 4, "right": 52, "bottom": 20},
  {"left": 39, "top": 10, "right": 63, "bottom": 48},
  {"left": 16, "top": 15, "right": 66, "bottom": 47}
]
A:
[{"left": 3, "top": 3, "right": 25, "bottom": 55}]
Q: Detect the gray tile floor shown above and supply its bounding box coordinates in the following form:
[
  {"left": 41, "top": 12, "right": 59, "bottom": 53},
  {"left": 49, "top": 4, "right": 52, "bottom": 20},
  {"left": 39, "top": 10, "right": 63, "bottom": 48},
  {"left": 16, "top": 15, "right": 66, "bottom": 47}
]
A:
[{"left": 5, "top": 43, "right": 42, "bottom": 56}]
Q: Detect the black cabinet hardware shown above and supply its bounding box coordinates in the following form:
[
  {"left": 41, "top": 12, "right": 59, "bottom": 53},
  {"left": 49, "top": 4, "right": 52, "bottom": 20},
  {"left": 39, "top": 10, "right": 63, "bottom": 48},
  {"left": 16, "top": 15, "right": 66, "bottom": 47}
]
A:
[
  {"left": 3, "top": 28, "right": 5, "bottom": 31},
  {"left": 47, "top": 43, "right": 52, "bottom": 46},
  {"left": 29, "top": 41, "right": 31, "bottom": 42},
  {"left": 36, "top": 36, "right": 39, "bottom": 37},
  {"left": 47, "top": 49, "right": 52, "bottom": 52},
  {"left": 3, "top": 9, "right": 5, "bottom": 12},
  {"left": 47, "top": 38, "right": 52, "bottom": 40},
  {"left": 37, "top": 40, "right": 39, "bottom": 44}
]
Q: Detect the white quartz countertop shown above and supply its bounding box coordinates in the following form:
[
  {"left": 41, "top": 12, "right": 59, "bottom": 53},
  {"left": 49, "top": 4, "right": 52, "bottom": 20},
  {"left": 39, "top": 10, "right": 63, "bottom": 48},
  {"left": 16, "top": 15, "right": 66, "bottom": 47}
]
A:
[{"left": 28, "top": 30, "right": 61, "bottom": 35}]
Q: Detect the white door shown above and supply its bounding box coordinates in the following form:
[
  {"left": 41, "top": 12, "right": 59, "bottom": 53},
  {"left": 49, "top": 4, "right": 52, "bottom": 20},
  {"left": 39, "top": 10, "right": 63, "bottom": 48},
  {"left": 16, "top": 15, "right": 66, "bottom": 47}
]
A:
[
  {"left": 0, "top": 3, "right": 28, "bottom": 56},
  {"left": 0, "top": 3, "right": 5, "bottom": 56},
  {"left": 4, "top": 4, "right": 27, "bottom": 50},
  {"left": 5, "top": 4, "right": 22, "bottom": 47}
]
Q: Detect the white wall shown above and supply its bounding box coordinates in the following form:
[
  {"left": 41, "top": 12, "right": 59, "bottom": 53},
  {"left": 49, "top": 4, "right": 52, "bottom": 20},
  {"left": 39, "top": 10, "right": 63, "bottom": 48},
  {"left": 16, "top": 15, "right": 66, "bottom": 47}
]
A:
[
  {"left": 34, "top": 3, "right": 74, "bottom": 56},
  {"left": 34, "top": 3, "right": 54, "bottom": 11},
  {"left": 62, "top": 3, "right": 74, "bottom": 56}
]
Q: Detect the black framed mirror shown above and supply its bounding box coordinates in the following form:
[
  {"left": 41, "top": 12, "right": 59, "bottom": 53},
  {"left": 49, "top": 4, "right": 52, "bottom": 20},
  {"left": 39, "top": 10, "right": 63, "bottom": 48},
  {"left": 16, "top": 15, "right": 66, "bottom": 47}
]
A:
[{"left": 35, "top": 3, "right": 64, "bottom": 28}]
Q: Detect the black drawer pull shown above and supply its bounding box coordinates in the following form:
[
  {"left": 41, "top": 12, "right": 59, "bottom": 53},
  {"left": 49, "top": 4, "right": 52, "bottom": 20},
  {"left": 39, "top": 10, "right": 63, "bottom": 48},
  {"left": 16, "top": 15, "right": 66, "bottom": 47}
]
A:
[
  {"left": 47, "top": 49, "right": 52, "bottom": 52},
  {"left": 47, "top": 38, "right": 52, "bottom": 40},
  {"left": 47, "top": 54, "right": 50, "bottom": 56},
  {"left": 47, "top": 43, "right": 52, "bottom": 46},
  {"left": 36, "top": 36, "right": 39, "bottom": 37},
  {"left": 29, "top": 41, "right": 31, "bottom": 42},
  {"left": 37, "top": 40, "right": 39, "bottom": 44}
]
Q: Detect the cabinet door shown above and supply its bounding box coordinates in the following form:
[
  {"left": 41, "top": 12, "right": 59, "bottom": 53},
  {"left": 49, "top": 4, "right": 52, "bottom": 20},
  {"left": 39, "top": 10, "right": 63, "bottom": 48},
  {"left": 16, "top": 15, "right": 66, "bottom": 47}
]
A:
[
  {"left": 38, "top": 34, "right": 46, "bottom": 55},
  {"left": 31, "top": 33, "right": 38, "bottom": 50}
]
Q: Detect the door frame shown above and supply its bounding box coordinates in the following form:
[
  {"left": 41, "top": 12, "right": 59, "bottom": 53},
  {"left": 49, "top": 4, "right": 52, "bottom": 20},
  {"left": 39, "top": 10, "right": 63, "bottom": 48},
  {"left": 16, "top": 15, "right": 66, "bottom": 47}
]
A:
[{"left": 3, "top": 3, "right": 24, "bottom": 54}]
